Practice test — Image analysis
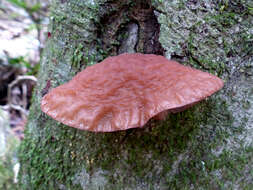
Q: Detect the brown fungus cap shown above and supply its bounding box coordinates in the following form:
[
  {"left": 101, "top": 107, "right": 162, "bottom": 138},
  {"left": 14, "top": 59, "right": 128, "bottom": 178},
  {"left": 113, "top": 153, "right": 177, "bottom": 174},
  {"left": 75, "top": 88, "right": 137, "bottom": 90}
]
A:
[{"left": 41, "top": 53, "right": 224, "bottom": 132}]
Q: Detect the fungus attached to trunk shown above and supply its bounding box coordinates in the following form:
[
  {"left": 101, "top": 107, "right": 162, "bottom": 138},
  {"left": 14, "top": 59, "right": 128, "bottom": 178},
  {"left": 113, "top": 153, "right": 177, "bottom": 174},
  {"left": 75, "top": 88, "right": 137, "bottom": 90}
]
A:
[{"left": 41, "top": 53, "right": 224, "bottom": 132}]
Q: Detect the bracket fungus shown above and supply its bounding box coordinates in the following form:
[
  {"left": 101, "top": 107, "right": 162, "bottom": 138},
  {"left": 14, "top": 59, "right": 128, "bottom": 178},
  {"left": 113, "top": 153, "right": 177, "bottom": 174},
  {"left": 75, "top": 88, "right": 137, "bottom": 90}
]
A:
[{"left": 41, "top": 53, "right": 224, "bottom": 132}]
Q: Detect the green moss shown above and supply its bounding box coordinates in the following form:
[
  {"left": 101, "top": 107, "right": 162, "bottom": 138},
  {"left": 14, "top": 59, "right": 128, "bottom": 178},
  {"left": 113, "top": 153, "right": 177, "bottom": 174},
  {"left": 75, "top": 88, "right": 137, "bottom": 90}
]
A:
[
  {"left": 155, "top": 0, "right": 252, "bottom": 76},
  {"left": 19, "top": 0, "right": 253, "bottom": 189},
  {"left": 167, "top": 145, "right": 253, "bottom": 189},
  {"left": 19, "top": 94, "right": 236, "bottom": 189}
]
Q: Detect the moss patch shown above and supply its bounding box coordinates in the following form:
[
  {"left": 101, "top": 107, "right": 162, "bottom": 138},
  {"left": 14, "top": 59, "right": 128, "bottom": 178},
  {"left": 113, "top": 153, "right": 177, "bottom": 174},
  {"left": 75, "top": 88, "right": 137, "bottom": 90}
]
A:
[
  {"left": 19, "top": 94, "right": 235, "bottom": 189},
  {"left": 154, "top": 0, "right": 253, "bottom": 76},
  {"left": 19, "top": 0, "right": 253, "bottom": 189}
]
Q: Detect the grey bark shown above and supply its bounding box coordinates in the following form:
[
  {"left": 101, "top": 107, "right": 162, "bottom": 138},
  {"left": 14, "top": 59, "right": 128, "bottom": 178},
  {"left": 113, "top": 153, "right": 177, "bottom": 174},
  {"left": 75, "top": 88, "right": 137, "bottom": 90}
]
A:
[{"left": 19, "top": 0, "right": 253, "bottom": 189}]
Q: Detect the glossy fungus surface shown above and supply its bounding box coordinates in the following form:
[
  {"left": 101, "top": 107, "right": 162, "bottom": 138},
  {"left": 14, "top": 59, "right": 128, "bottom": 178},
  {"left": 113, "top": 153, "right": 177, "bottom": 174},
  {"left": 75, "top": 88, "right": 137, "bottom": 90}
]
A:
[{"left": 41, "top": 53, "right": 224, "bottom": 132}]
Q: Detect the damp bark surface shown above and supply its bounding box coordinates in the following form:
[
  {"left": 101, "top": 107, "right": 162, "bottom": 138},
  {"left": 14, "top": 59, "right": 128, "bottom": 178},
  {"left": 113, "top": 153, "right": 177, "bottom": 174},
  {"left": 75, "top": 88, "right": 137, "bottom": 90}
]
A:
[{"left": 19, "top": 0, "right": 253, "bottom": 189}]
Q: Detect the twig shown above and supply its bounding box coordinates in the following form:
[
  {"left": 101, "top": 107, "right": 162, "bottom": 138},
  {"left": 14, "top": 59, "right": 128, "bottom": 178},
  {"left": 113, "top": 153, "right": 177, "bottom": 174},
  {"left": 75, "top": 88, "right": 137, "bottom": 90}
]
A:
[{"left": 6, "top": 75, "right": 37, "bottom": 119}]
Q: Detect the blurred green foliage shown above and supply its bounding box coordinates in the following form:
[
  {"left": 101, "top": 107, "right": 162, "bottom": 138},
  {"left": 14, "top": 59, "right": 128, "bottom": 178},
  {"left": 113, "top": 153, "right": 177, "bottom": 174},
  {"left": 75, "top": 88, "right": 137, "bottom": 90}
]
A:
[
  {"left": 7, "top": 0, "right": 41, "bottom": 14},
  {"left": 8, "top": 56, "right": 40, "bottom": 76}
]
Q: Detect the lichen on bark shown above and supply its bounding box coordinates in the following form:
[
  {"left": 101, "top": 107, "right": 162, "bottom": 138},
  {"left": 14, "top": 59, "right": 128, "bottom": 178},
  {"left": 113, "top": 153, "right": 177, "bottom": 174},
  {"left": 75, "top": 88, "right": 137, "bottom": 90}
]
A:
[{"left": 19, "top": 0, "right": 253, "bottom": 189}]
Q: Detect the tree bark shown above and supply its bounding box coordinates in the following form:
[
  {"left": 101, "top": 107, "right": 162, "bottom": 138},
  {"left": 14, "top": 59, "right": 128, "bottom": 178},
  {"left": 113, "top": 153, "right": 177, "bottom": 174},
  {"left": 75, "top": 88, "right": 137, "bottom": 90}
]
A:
[{"left": 19, "top": 0, "right": 253, "bottom": 189}]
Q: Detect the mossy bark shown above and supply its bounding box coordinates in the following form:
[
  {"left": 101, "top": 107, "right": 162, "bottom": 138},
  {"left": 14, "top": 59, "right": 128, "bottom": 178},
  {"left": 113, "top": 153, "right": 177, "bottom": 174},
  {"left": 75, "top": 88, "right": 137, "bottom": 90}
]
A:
[{"left": 19, "top": 0, "right": 253, "bottom": 189}]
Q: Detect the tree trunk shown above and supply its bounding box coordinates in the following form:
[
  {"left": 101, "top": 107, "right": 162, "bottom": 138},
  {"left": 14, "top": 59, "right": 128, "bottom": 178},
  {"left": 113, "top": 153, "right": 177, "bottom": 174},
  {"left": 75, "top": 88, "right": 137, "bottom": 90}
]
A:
[{"left": 19, "top": 0, "right": 253, "bottom": 189}]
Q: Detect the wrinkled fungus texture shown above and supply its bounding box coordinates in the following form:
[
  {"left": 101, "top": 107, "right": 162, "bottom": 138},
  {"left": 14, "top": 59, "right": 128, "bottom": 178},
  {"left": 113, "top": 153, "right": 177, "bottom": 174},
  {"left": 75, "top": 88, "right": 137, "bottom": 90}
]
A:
[{"left": 41, "top": 53, "right": 224, "bottom": 132}]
